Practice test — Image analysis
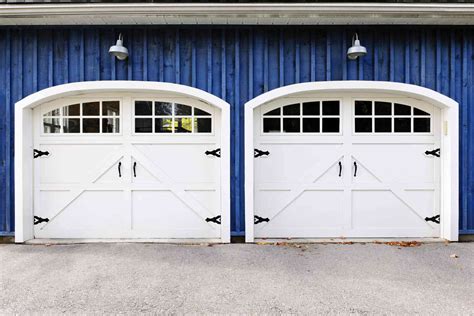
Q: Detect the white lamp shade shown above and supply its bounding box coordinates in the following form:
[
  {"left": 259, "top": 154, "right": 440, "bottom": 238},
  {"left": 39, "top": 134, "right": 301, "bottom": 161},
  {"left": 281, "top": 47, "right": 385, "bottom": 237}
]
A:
[
  {"left": 347, "top": 37, "right": 367, "bottom": 60},
  {"left": 109, "top": 36, "right": 129, "bottom": 60}
]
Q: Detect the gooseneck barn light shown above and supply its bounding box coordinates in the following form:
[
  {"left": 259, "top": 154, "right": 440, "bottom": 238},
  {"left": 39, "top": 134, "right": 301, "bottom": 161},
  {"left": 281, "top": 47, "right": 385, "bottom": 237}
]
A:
[
  {"left": 109, "top": 34, "right": 129, "bottom": 60},
  {"left": 347, "top": 33, "right": 367, "bottom": 60}
]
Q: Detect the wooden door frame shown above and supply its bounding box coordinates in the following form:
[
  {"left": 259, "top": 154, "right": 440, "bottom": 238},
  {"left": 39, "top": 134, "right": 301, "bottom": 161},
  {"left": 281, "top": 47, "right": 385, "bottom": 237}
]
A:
[
  {"left": 15, "top": 81, "right": 231, "bottom": 243},
  {"left": 245, "top": 81, "right": 459, "bottom": 242}
]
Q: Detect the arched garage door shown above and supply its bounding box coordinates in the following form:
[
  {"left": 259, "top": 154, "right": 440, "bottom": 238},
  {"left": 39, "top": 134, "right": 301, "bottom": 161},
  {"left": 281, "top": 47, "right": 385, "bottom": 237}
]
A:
[
  {"left": 15, "top": 82, "right": 230, "bottom": 242},
  {"left": 245, "top": 82, "right": 459, "bottom": 241}
]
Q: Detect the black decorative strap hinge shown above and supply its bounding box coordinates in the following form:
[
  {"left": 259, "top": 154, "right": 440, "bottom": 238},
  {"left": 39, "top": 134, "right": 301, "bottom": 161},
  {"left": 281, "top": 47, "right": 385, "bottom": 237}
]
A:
[
  {"left": 33, "top": 149, "right": 50, "bottom": 159},
  {"left": 254, "top": 215, "right": 270, "bottom": 224},
  {"left": 34, "top": 216, "right": 49, "bottom": 225},
  {"left": 205, "top": 215, "right": 221, "bottom": 225},
  {"left": 425, "top": 214, "right": 440, "bottom": 224},
  {"left": 254, "top": 149, "right": 270, "bottom": 158},
  {"left": 205, "top": 148, "right": 221, "bottom": 158},
  {"left": 425, "top": 148, "right": 440, "bottom": 157}
]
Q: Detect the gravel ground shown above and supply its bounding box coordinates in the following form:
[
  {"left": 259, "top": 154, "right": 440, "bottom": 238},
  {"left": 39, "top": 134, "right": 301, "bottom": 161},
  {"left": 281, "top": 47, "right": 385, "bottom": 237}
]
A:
[{"left": 0, "top": 242, "right": 473, "bottom": 314}]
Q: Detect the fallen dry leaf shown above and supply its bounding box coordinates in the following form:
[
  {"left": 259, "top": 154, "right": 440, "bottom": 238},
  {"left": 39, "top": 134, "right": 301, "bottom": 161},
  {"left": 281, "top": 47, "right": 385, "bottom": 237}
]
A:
[
  {"left": 273, "top": 242, "right": 308, "bottom": 251},
  {"left": 382, "top": 241, "right": 422, "bottom": 247}
]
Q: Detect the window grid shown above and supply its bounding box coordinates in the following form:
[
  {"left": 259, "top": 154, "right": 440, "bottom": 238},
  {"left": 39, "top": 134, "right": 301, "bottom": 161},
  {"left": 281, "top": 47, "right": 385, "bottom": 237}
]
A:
[
  {"left": 263, "top": 101, "right": 341, "bottom": 134},
  {"left": 43, "top": 101, "right": 120, "bottom": 134},
  {"left": 354, "top": 101, "right": 431, "bottom": 134},
  {"left": 134, "top": 101, "right": 212, "bottom": 134}
]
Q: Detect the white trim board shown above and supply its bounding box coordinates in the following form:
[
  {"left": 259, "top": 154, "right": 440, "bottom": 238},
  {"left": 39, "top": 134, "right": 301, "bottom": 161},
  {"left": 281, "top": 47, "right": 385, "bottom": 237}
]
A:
[
  {"left": 2, "top": 3, "right": 474, "bottom": 25},
  {"left": 244, "top": 81, "right": 459, "bottom": 242},
  {"left": 26, "top": 238, "right": 224, "bottom": 245},
  {"left": 254, "top": 238, "right": 446, "bottom": 244},
  {"left": 15, "top": 81, "right": 231, "bottom": 243}
]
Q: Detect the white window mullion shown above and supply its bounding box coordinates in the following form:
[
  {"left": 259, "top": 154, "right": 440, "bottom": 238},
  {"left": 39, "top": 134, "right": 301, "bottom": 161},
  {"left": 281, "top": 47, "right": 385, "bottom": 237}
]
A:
[
  {"left": 152, "top": 101, "right": 156, "bottom": 133},
  {"left": 80, "top": 102, "right": 83, "bottom": 133},
  {"left": 171, "top": 103, "right": 175, "bottom": 133},
  {"left": 99, "top": 101, "right": 103, "bottom": 134},
  {"left": 280, "top": 115, "right": 283, "bottom": 133},
  {"left": 300, "top": 102, "right": 303, "bottom": 134}
]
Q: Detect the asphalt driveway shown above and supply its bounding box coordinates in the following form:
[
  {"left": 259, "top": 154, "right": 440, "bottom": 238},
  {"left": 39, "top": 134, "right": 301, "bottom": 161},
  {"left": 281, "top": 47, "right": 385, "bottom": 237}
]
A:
[{"left": 1, "top": 242, "right": 473, "bottom": 314}]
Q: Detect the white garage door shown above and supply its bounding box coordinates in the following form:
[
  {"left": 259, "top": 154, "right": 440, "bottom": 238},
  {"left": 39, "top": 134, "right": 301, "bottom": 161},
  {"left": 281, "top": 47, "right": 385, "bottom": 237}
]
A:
[
  {"left": 33, "top": 95, "right": 224, "bottom": 239},
  {"left": 253, "top": 96, "right": 441, "bottom": 238}
]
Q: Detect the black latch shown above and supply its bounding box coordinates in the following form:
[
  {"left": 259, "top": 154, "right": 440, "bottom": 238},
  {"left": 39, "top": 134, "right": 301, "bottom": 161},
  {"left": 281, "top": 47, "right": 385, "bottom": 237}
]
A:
[
  {"left": 205, "top": 215, "right": 221, "bottom": 224},
  {"left": 205, "top": 148, "right": 221, "bottom": 158},
  {"left": 425, "top": 148, "right": 440, "bottom": 157},
  {"left": 34, "top": 216, "right": 49, "bottom": 225},
  {"left": 425, "top": 214, "right": 440, "bottom": 224},
  {"left": 254, "top": 149, "right": 270, "bottom": 158},
  {"left": 33, "top": 149, "right": 50, "bottom": 159},
  {"left": 254, "top": 215, "right": 270, "bottom": 224}
]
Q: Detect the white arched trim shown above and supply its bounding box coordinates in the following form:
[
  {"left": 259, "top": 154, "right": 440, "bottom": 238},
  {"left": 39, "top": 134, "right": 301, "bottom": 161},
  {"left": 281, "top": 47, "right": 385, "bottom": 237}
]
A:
[
  {"left": 244, "top": 81, "right": 459, "bottom": 242},
  {"left": 15, "top": 81, "right": 231, "bottom": 243}
]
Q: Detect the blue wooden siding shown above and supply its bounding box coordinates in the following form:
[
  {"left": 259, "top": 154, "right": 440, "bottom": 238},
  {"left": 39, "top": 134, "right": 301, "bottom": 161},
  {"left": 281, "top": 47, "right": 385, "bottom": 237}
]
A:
[{"left": 0, "top": 27, "right": 473, "bottom": 236}]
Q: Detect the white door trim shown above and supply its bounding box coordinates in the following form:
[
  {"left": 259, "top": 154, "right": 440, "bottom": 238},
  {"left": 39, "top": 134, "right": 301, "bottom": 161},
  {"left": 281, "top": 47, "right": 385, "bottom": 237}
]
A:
[
  {"left": 244, "top": 81, "right": 459, "bottom": 242},
  {"left": 15, "top": 81, "right": 231, "bottom": 243}
]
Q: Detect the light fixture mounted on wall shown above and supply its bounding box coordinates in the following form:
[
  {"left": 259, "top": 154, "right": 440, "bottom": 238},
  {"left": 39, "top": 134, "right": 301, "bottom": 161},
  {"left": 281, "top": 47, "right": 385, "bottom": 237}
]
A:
[
  {"left": 347, "top": 33, "right": 367, "bottom": 60},
  {"left": 109, "top": 33, "right": 129, "bottom": 60}
]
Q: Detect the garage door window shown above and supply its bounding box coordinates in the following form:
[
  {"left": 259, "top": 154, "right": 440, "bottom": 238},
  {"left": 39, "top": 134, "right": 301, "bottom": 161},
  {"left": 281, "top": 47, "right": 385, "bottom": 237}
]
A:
[
  {"left": 134, "top": 101, "right": 212, "bottom": 134},
  {"left": 354, "top": 101, "right": 431, "bottom": 134},
  {"left": 263, "top": 101, "right": 340, "bottom": 134},
  {"left": 43, "top": 101, "right": 120, "bottom": 134}
]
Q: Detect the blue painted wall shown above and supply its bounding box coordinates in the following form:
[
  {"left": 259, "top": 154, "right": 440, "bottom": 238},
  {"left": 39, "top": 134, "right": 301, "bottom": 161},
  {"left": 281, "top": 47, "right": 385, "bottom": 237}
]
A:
[{"left": 0, "top": 27, "right": 473, "bottom": 236}]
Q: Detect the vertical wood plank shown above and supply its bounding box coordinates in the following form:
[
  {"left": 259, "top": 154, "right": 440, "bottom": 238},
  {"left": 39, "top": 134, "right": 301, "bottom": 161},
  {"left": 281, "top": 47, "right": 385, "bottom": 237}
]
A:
[
  {"left": 0, "top": 30, "right": 7, "bottom": 233},
  {"left": 310, "top": 29, "right": 316, "bottom": 82},
  {"left": 207, "top": 29, "right": 213, "bottom": 92},
  {"left": 175, "top": 29, "right": 180, "bottom": 84},
  {"left": 143, "top": 29, "right": 148, "bottom": 81},
  {"left": 4, "top": 30, "right": 11, "bottom": 232}
]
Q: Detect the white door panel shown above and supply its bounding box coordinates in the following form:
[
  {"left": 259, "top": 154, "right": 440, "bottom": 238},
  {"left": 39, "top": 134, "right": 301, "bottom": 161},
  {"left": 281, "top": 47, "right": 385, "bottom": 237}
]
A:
[
  {"left": 133, "top": 144, "right": 219, "bottom": 183},
  {"left": 254, "top": 97, "right": 440, "bottom": 238},
  {"left": 33, "top": 96, "right": 223, "bottom": 240},
  {"left": 131, "top": 191, "right": 219, "bottom": 238},
  {"left": 36, "top": 190, "right": 130, "bottom": 239},
  {"left": 256, "top": 190, "right": 344, "bottom": 237},
  {"left": 38, "top": 144, "right": 123, "bottom": 184},
  {"left": 352, "top": 144, "right": 437, "bottom": 184},
  {"left": 255, "top": 143, "right": 343, "bottom": 184},
  {"left": 351, "top": 190, "right": 436, "bottom": 237}
]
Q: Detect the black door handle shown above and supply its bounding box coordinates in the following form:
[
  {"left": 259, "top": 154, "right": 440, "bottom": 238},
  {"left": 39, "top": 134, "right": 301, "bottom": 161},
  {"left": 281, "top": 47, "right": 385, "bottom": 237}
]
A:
[
  {"left": 353, "top": 161, "right": 358, "bottom": 177},
  {"left": 338, "top": 161, "right": 342, "bottom": 177},
  {"left": 118, "top": 162, "right": 122, "bottom": 177},
  {"left": 133, "top": 162, "right": 137, "bottom": 177}
]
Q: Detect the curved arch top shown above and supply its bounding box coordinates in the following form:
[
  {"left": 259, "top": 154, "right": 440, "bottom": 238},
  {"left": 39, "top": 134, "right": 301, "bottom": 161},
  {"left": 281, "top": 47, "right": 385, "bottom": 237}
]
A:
[
  {"left": 245, "top": 81, "right": 458, "bottom": 110},
  {"left": 16, "top": 80, "right": 230, "bottom": 111}
]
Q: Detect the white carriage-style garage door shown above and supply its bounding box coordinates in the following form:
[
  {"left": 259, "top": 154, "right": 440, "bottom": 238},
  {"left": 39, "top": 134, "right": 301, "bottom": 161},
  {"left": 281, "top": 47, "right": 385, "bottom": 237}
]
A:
[
  {"left": 32, "top": 92, "right": 227, "bottom": 240},
  {"left": 252, "top": 94, "right": 442, "bottom": 239}
]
